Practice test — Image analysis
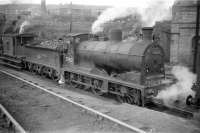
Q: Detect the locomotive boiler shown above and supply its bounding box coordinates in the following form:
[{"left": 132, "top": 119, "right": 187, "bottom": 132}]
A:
[{"left": 76, "top": 28, "right": 165, "bottom": 86}]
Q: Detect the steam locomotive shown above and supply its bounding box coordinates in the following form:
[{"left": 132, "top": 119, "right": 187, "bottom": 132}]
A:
[
  {"left": 0, "top": 27, "right": 172, "bottom": 106},
  {"left": 0, "top": 27, "right": 199, "bottom": 108}
]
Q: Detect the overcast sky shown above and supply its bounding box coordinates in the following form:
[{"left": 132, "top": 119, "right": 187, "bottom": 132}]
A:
[{"left": 0, "top": 0, "right": 175, "bottom": 8}]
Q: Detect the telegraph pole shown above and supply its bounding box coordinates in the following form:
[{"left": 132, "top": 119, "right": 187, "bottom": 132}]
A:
[{"left": 69, "top": 1, "right": 72, "bottom": 33}]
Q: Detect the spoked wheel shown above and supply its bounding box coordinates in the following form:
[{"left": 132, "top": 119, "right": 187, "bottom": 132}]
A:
[
  {"left": 36, "top": 65, "right": 42, "bottom": 75},
  {"left": 76, "top": 84, "right": 85, "bottom": 89},
  {"left": 32, "top": 64, "right": 37, "bottom": 73},
  {"left": 132, "top": 94, "right": 141, "bottom": 106},
  {"left": 72, "top": 82, "right": 80, "bottom": 89},
  {"left": 28, "top": 63, "right": 33, "bottom": 72},
  {"left": 116, "top": 95, "right": 125, "bottom": 103},
  {"left": 116, "top": 95, "right": 134, "bottom": 104},
  {"left": 186, "top": 95, "right": 193, "bottom": 105},
  {"left": 23, "top": 62, "right": 28, "bottom": 70},
  {"left": 27, "top": 62, "right": 30, "bottom": 71},
  {"left": 83, "top": 86, "right": 91, "bottom": 91},
  {"left": 69, "top": 82, "right": 80, "bottom": 89},
  {"left": 51, "top": 70, "right": 59, "bottom": 81},
  {"left": 91, "top": 80, "right": 104, "bottom": 96},
  {"left": 41, "top": 67, "right": 47, "bottom": 78},
  {"left": 91, "top": 87, "right": 104, "bottom": 96},
  {"left": 124, "top": 95, "right": 134, "bottom": 104},
  {"left": 67, "top": 74, "right": 75, "bottom": 86},
  {"left": 47, "top": 68, "right": 53, "bottom": 78}
]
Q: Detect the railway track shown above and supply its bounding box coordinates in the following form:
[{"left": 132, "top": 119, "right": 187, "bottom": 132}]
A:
[
  {"left": 0, "top": 67, "right": 197, "bottom": 120},
  {"left": 1, "top": 66, "right": 200, "bottom": 133},
  {"left": 0, "top": 69, "right": 146, "bottom": 133},
  {"left": 0, "top": 104, "right": 27, "bottom": 133},
  {"left": 146, "top": 101, "right": 194, "bottom": 119}
]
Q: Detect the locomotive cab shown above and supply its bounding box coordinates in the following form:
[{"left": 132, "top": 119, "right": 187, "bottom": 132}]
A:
[
  {"left": 0, "top": 33, "right": 36, "bottom": 57},
  {"left": 0, "top": 33, "right": 36, "bottom": 69},
  {"left": 1, "top": 34, "right": 17, "bottom": 56},
  {"left": 15, "top": 33, "right": 36, "bottom": 57}
]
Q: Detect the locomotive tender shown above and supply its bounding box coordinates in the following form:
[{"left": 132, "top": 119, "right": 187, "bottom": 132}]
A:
[{"left": 0, "top": 27, "right": 171, "bottom": 106}]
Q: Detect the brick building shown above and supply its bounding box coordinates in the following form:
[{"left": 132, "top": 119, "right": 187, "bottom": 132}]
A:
[{"left": 170, "top": 0, "right": 197, "bottom": 67}]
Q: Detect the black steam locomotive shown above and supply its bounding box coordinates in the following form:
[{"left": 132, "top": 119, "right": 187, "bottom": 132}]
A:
[
  {"left": 0, "top": 27, "right": 171, "bottom": 106},
  {"left": 0, "top": 27, "right": 199, "bottom": 108}
]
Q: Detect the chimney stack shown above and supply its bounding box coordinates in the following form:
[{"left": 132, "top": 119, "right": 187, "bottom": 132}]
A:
[
  {"left": 41, "top": 0, "right": 47, "bottom": 14},
  {"left": 142, "top": 27, "right": 153, "bottom": 40}
]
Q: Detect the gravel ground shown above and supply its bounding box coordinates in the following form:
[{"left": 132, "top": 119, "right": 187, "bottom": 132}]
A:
[
  {"left": 0, "top": 66, "right": 200, "bottom": 133},
  {"left": 0, "top": 72, "right": 134, "bottom": 133}
]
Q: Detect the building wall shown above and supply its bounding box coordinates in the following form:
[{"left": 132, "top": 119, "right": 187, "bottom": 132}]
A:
[
  {"left": 153, "top": 21, "right": 171, "bottom": 62},
  {"left": 59, "top": 5, "right": 107, "bottom": 18},
  {"left": 170, "top": 0, "right": 197, "bottom": 67}
]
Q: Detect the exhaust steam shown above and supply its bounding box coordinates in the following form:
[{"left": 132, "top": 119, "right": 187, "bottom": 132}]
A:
[
  {"left": 92, "top": 0, "right": 175, "bottom": 34},
  {"left": 156, "top": 66, "right": 196, "bottom": 105},
  {"left": 19, "top": 21, "right": 30, "bottom": 34}
]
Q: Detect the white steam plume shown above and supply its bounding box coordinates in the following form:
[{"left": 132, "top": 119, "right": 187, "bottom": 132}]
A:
[
  {"left": 19, "top": 21, "right": 30, "bottom": 34},
  {"left": 92, "top": 7, "right": 139, "bottom": 33},
  {"left": 92, "top": 0, "right": 175, "bottom": 34},
  {"left": 142, "top": 0, "right": 173, "bottom": 27},
  {"left": 156, "top": 66, "right": 196, "bottom": 105}
]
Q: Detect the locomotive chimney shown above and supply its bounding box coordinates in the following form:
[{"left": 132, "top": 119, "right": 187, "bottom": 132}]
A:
[
  {"left": 108, "top": 29, "right": 122, "bottom": 42},
  {"left": 142, "top": 27, "right": 153, "bottom": 40}
]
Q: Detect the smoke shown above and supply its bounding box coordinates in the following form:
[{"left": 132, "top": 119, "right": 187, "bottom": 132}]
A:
[
  {"left": 19, "top": 21, "right": 30, "bottom": 34},
  {"left": 91, "top": 0, "right": 175, "bottom": 34},
  {"left": 141, "top": 0, "right": 173, "bottom": 27},
  {"left": 9, "top": 0, "right": 21, "bottom": 4},
  {"left": 92, "top": 7, "right": 139, "bottom": 33},
  {"left": 156, "top": 66, "right": 196, "bottom": 105}
]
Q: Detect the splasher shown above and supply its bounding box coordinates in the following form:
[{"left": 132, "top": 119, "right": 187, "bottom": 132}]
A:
[{"left": 156, "top": 66, "right": 196, "bottom": 105}]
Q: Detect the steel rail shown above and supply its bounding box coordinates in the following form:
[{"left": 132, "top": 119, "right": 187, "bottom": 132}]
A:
[
  {"left": 0, "top": 69, "right": 147, "bottom": 133},
  {"left": 0, "top": 104, "right": 27, "bottom": 133}
]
